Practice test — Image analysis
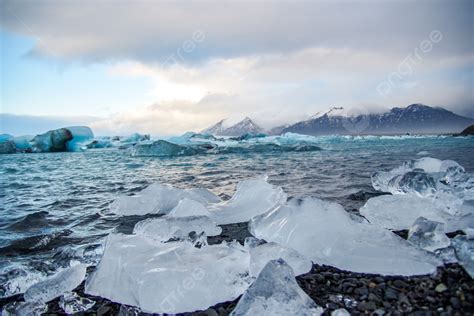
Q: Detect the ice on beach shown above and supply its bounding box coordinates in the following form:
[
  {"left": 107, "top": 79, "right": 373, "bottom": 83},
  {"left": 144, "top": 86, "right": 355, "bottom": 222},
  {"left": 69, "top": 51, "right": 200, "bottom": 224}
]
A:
[
  {"left": 109, "top": 183, "right": 220, "bottom": 216},
  {"left": 210, "top": 176, "right": 287, "bottom": 225},
  {"left": 24, "top": 264, "right": 86, "bottom": 303},
  {"left": 452, "top": 236, "right": 474, "bottom": 278},
  {"left": 371, "top": 157, "right": 473, "bottom": 199},
  {"left": 230, "top": 259, "right": 323, "bottom": 316},
  {"left": 59, "top": 292, "right": 95, "bottom": 314},
  {"left": 133, "top": 216, "right": 222, "bottom": 241},
  {"left": 359, "top": 194, "right": 472, "bottom": 231},
  {"left": 249, "top": 197, "right": 442, "bottom": 275},
  {"left": 85, "top": 234, "right": 251, "bottom": 314},
  {"left": 168, "top": 198, "right": 212, "bottom": 217},
  {"left": 407, "top": 217, "right": 450, "bottom": 252},
  {"left": 245, "top": 238, "right": 312, "bottom": 278}
]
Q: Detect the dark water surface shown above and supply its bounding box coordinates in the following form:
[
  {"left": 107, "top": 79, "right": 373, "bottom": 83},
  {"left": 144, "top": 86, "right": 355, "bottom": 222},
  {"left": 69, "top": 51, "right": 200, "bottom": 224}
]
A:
[{"left": 1, "top": 135, "right": 473, "bottom": 297}]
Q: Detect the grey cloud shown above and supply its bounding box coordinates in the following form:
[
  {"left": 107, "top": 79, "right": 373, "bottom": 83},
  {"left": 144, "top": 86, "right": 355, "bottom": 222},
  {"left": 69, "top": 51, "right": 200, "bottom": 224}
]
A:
[{"left": 1, "top": 0, "right": 472, "bottom": 64}]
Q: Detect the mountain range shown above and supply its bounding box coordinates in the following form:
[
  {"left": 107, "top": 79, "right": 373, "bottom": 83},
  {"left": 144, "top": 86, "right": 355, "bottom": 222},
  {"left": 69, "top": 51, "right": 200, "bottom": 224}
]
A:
[{"left": 202, "top": 104, "right": 474, "bottom": 136}]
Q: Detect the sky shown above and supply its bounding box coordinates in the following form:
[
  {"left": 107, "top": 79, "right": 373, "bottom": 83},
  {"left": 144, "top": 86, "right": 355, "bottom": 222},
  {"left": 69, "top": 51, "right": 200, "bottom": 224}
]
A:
[{"left": 0, "top": 0, "right": 473, "bottom": 136}]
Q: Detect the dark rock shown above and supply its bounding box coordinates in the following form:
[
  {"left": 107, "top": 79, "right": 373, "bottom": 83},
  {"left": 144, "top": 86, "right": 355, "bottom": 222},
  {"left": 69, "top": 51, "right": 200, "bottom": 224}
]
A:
[
  {"left": 450, "top": 297, "right": 461, "bottom": 309},
  {"left": 357, "top": 300, "right": 377, "bottom": 311},
  {"left": 384, "top": 287, "right": 399, "bottom": 300},
  {"left": 354, "top": 287, "right": 369, "bottom": 296}
]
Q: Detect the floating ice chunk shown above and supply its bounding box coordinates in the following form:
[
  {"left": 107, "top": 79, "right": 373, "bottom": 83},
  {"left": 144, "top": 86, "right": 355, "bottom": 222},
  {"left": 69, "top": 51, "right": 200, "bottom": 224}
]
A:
[
  {"left": 452, "top": 236, "right": 474, "bottom": 278},
  {"left": 24, "top": 264, "right": 86, "bottom": 303},
  {"left": 59, "top": 292, "right": 95, "bottom": 314},
  {"left": 210, "top": 176, "right": 287, "bottom": 225},
  {"left": 131, "top": 140, "right": 208, "bottom": 157},
  {"left": 168, "top": 198, "right": 212, "bottom": 217},
  {"left": 249, "top": 198, "right": 441, "bottom": 275},
  {"left": 133, "top": 216, "right": 222, "bottom": 241},
  {"left": 407, "top": 217, "right": 450, "bottom": 252},
  {"left": 360, "top": 194, "right": 471, "bottom": 231},
  {"left": 230, "top": 259, "right": 323, "bottom": 316},
  {"left": 120, "top": 133, "right": 150, "bottom": 144},
  {"left": 110, "top": 183, "right": 220, "bottom": 216},
  {"left": 245, "top": 238, "right": 312, "bottom": 278},
  {"left": 85, "top": 234, "right": 251, "bottom": 314}
]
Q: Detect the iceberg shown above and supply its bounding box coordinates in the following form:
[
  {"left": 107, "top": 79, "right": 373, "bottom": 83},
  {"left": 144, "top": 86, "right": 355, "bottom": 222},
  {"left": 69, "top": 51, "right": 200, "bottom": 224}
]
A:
[
  {"left": 245, "top": 238, "right": 312, "bottom": 278},
  {"left": 0, "top": 140, "right": 16, "bottom": 154},
  {"left": 407, "top": 217, "right": 450, "bottom": 252},
  {"left": 12, "top": 135, "right": 33, "bottom": 150},
  {"left": 230, "top": 259, "right": 323, "bottom": 316},
  {"left": 109, "top": 183, "right": 220, "bottom": 216},
  {"left": 85, "top": 234, "right": 251, "bottom": 314},
  {"left": 65, "top": 126, "right": 94, "bottom": 151},
  {"left": 209, "top": 176, "right": 287, "bottom": 225},
  {"left": 24, "top": 264, "right": 86, "bottom": 303},
  {"left": 359, "top": 194, "right": 472, "bottom": 231},
  {"left": 133, "top": 216, "right": 222, "bottom": 241},
  {"left": 131, "top": 140, "right": 208, "bottom": 157},
  {"left": 30, "top": 128, "right": 73, "bottom": 153},
  {"left": 120, "top": 133, "right": 150, "bottom": 144},
  {"left": 131, "top": 132, "right": 322, "bottom": 157},
  {"left": 452, "top": 236, "right": 474, "bottom": 278},
  {"left": 249, "top": 197, "right": 442, "bottom": 275}
]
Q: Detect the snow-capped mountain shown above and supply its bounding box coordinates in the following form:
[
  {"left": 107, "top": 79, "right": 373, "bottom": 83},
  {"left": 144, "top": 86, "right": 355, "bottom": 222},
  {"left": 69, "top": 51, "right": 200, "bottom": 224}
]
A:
[
  {"left": 279, "top": 104, "right": 474, "bottom": 135},
  {"left": 201, "top": 119, "right": 227, "bottom": 135},
  {"left": 202, "top": 117, "right": 264, "bottom": 136}
]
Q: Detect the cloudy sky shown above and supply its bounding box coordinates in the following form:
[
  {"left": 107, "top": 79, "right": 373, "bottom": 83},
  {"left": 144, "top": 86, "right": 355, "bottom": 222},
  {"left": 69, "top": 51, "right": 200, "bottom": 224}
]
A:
[{"left": 0, "top": 0, "right": 473, "bottom": 136}]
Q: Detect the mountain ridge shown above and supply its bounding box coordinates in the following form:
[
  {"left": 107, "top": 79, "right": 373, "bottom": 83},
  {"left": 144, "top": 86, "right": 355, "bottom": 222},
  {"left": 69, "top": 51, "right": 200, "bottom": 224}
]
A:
[{"left": 202, "top": 104, "right": 474, "bottom": 136}]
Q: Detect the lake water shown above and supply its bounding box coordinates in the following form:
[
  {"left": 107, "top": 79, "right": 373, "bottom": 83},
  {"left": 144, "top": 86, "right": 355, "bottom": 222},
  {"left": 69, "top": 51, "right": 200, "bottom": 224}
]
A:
[{"left": 1, "top": 134, "right": 473, "bottom": 298}]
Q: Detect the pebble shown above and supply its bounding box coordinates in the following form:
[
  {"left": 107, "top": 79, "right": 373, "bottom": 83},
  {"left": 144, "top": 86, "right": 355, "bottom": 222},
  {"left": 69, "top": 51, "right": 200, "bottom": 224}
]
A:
[
  {"left": 384, "top": 287, "right": 399, "bottom": 300},
  {"left": 357, "top": 301, "right": 377, "bottom": 311},
  {"left": 435, "top": 283, "right": 448, "bottom": 293}
]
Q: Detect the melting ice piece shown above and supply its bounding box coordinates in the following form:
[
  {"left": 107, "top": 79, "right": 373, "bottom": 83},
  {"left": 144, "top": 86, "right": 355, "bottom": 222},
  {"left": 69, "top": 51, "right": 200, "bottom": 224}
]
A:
[
  {"left": 59, "top": 292, "right": 95, "bottom": 314},
  {"left": 110, "top": 183, "right": 220, "bottom": 216},
  {"left": 85, "top": 234, "right": 251, "bottom": 314},
  {"left": 386, "top": 171, "right": 437, "bottom": 196},
  {"left": 133, "top": 216, "right": 222, "bottom": 241},
  {"left": 452, "top": 236, "right": 474, "bottom": 278},
  {"left": 359, "top": 194, "right": 471, "bottom": 231},
  {"left": 24, "top": 264, "right": 86, "bottom": 303},
  {"left": 2, "top": 301, "right": 47, "bottom": 316},
  {"left": 332, "top": 309, "right": 351, "bottom": 316},
  {"left": 407, "top": 217, "right": 450, "bottom": 252},
  {"left": 245, "top": 238, "right": 312, "bottom": 278},
  {"left": 249, "top": 198, "right": 441, "bottom": 276},
  {"left": 168, "top": 198, "right": 212, "bottom": 217},
  {"left": 371, "top": 157, "right": 467, "bottom": 196},
  {"left": 210, "top": 176, "right": 287, "bottom": 225},
  {"left": 230, "top": 259, "right": 323, "bottom": 316}
]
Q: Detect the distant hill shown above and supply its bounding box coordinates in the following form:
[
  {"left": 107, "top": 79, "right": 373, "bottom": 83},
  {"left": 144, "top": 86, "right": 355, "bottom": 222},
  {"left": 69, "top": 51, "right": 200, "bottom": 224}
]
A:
[
  {"left": 202, "top": 117, "right": 264, "bottom": 136},
  {"left": 278, "top": 104, "right": 474, "bottom": 135}
]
